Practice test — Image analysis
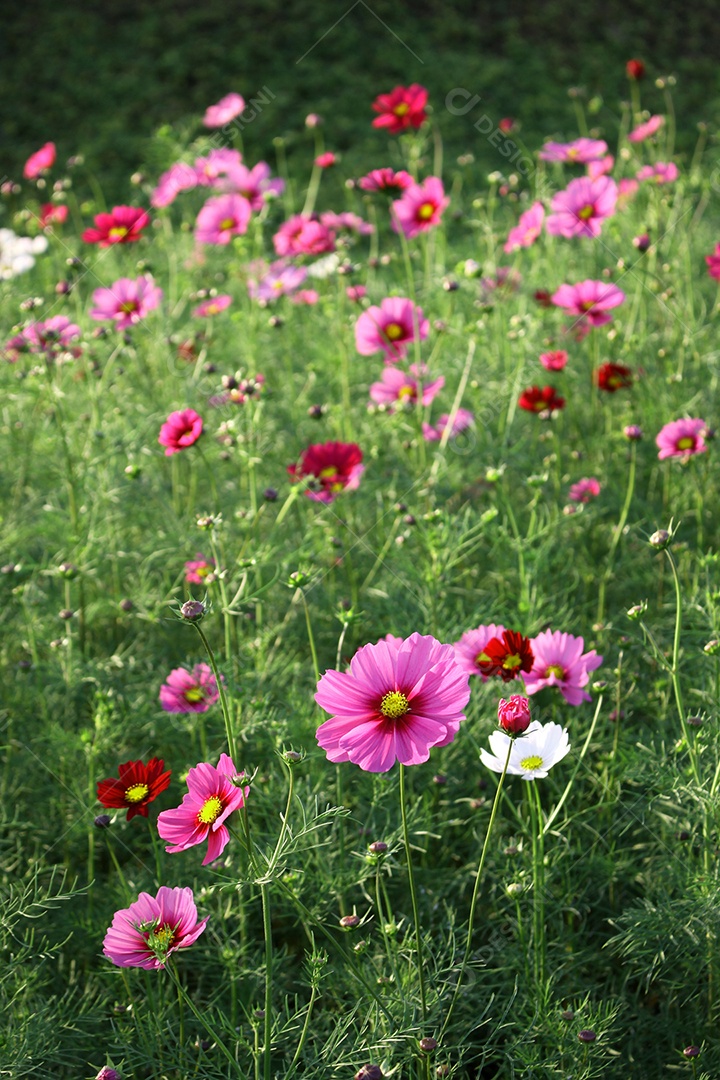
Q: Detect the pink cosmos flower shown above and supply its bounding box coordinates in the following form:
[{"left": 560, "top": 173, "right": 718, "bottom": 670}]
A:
[
  {"left": 217, "top": 161, "right": 284, "bottom": 209},
  {"left": 392, "top": 177, "right": 449, "bottom": 238},
  {"left": 157, "top": 754, "right": 249, "bottom": 865},
  {"left": 90, "top": 276, "right": 163, "bottom": 330},
  {"left": 82, "top": 206, "right": 150, "bottom": 246},
  {"left": 103, "top": 886, "right": 208, "bottom": 969},
  {"left": 617, "top": 178, "right": 639, "bottom": 206},
  {"left": 504, "top": 201, "right": 545, "bottom": 253},
  {"left": 628, "top": 115, "right": 664, "bottom": 143},
  {"left": 273, "top": 215, "right": 336, "bottom": 257},
  {"left": 706, "top": 244, "right": 720, "bottom": 281},
  {"left": 636, "top": 162, "right": 678, "bottom": 185},
  {"left": 422, "top": 409, "right": 475, "bottom": 442},
  {"left": 288, "top": 441, "right": 364, "bottom": 503},
  {"left": 158, "top": 409, "right": 203, "bottom": 456},
  {"left": 551, "top": 279, "right": 625, "bottom": 327},
  {"left": 194, "top": 149, "right": 243, "bottom": 186},
  {"left": 151, "top": 162, "right": 199, "bottom": 207},
  {"left": 24, "top": 142, "right": 56, "bottom": 179},
  {"left": 247, "top": 261, "right": 307, "bottom": 303},
  {"left": 523, "top": 630, "right": 602, "bottom": 705},
  {"left": 359, "top": 168, "right": 414, "bottom": 193},
  {"left": 319, "top": 211, "right": 374, "bottom": 236},
  {"left": 453, "top": 623, "right": 507, "bottom": 680},
  {"left": 539, "top": 350, "right": 568, "bottom": 371},
  {"left": 655, "top": 418, "right": 709, "bottom": 460},
  {"left": 3, "top": 315, "right": 81, "bottom": 362},
  {"left": 369, "top": 364, "right": 445, "bottom": 410},
  {"left": 346, "top": 285, "right": 367, "bottom": 302},
  {"left": 538, "top": 138, "right": 608, "bottom": 163},
  {"left": 568, "top": 477, "right": 601, "bottom": 503},
  {"left": 546, "top": 176, "right": 617, "bottom": 239},
  {"left": 203, "top": 93, "right": 246, "bottom": 128},
  {"left": 37, "top": 203, "right": 69, "bottom": 229},
  {"left": 586, "top": 155, "right": 615, "bottom": 179},
  {"left": 315, "top": 152, "right": 337, "bottom": 168},
  {"left": 194, "top": 194, "right": 251, "bottom": 244},
  {"left": 290, "top": 288, "right": 320, "bottom": 305},
  {"left": 159, "top": 663, "right": 219, "bottom": 712},
  {"left": 193, "top": 294, "right": 232, "bottom": 317},
  {"left": 355, "top": 296, "right": 429, "bottom": 362},
  {"left": 315, "top": 632, "right": 471, "bottom": 773},
  {"left": 184, "top": 554, "right": 216, "bottom": 584},
  {"left": 371, "top": 85, "right": 429, "bottom": 134}
]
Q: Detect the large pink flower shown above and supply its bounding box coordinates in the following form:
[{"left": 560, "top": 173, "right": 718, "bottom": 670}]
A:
[
  {"left": 655, "top": 418, "right": 709, "bottom": 460},
  {"left": 546, "top": 176, "right": 617, "bottom": 239},
  {"left": 273, "top": 215, "right": 335, "bottom": 257},
  {"left": 539, "top": 138, "right": 608, "bottom": 163},
  {"left": 453, "top": 624, "right": 507, "bottom": 680},
  {"left": 522, "top": 630, "right": 602, "bottom": 705},
  {"left": 392, "top": 177, "right": 449, "bottom": 238},
  {"left": 203, "top": 93, "right": 245, "bottom": 128},
  {"left": 504, "top": 201, "right": 545, "bottom": 253},
  {"left": 90, "top": 276, "right": 163, "bottom": 330},
  {"left": 355, "top": 297, "right": 429, "bottom": 362},
  {"left": 315, "top": 633, "right": 471, "bottom": 773},
  {"left": 23, "top": 142, "right": 56, "bottom": 179},
  {"left": 158, "top": 409, "right": 203, "bottom": 455},
  {"left": 551, "top": 279, "right": 625, "bottom": 326},
  {"left": 568, "top": 477, "right": 601, "bottom": 503},
  {"left": 194, "top": 194, "right": 251, "bottom": 244},
  {"left": 628, "top": 115, "right": 664, "bottom": 143},
  {"left": 159, "top": 663, "right": 218, "bottom": 712},
  {"left": 157, "top": 754, "right": 249, "bottom": 865},
  {"left": 103, "top": 886, "right": 208, "bottom": 969},
  {"left": 369, "top": 364, "right": 444, "bottom": 410}
]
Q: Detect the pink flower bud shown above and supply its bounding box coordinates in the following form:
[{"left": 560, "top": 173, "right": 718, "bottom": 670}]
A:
[{"left": 497, "top": 695, "right": 531, "bottom": 735}]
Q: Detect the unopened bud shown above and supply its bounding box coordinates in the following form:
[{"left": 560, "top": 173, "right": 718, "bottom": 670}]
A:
[
  {"left": 180, "top": 600, "right": 205, "bottom": 622},
  {"left": 497, "top": 695, "right": 531, "bottom": 735}
]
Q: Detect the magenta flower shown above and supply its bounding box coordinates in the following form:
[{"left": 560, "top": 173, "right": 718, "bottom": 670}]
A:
[
  {"left": 369, "top": 364, "right": 444, "bottom": 410},
  {"left": 355, "top": 296, "right": 429, "bottom": 362},
  {"left": 551, "top": 279, "right": 625, "bottom": 327},
  {"left": 586, "top": 155, "right": 614, "bottom": 179},
  {"left": 546, "top": 176, "right": 617, "bottom": 239},
  {"left": 158, "top": 409, "right": 203, "bottom": 456},
  {"left": 538, "top": 138, "right": 608, "bottom": 164},
  {"left": 103, "top": 886, "right": 208, "bottom": 969},
  {"left": 636, "top": 162, "right": 678, "bottom": 185},
  {"left": 288, "top": 441, "right": 364, "bottom": 503},
  {"left": 452, "top": 624, "right": 507, "bottom": 680},
  {"left": 346, "top": 285, "right": 367, "bottom": 302},
  {"left": 157, "top": 754, "right": 249, "bottom": 865},
  {"left": 359, "top": 168, "right": 414, "bottom": 193},
  {"left": 422, "top": 409, "right": 474, "bottom": 442},
  {"left": 218, "top": 162, "right": 284, "bottom": 209},
  {"left": 159, "top": 664, "right": 219, "bottom": 712},
  {"left": 618, "top": 178, "right": 639, "bottom": 205},
  {"left": 82, "top": 206, "right": 150, "bottom": 246},
  {"left": 248, "top": 261, "right": 307, "bottom": 303},
  {"left": 656, "top": 418, "right": 709, "bottom": 460},
  {"left": 628, "top": 115, "right": 664, "bottom": 143},
  {"left": 195, "top": 149, "right": 243, "bottom": 186},
  {"left": 706, "top": 244, "right": 720, "bottom": 281},
  {"left": 315, "top": 633, "right": 471, "bottom": 773},
  {"left": 151, "top": 162, "right": 199, "bottom": 207},
  {"left": 90, "top": 276, "right": 163, "bottom": 330},
  {"left": 290, "top": 288, "right": 319, "bottom": 305},
  {"left": 314, "top": 151, "right": 337, "bottom": 168},
  {"left": 392, "top": 177, "right": 449, "bottom": 238},
  {"left": 273, "top": 215, "right": 336, "bottom": 257},
  {"left": 504, "top": 201, "right": 544, "bottom": 253},
  {"left": 539, "top": 350, "right": 568, "bottom": 371},
  {"left": 194, "top": 194, "right": 251, "bottom": 245},
  {"left": 320, "top": 211, "right": 374, "bottom": 236},
  {"left": 568, "top": 477, "right": 601, "bottom": 503},
  {"left": 203, "top": 93, "right": 245, "bottom": 128},
  {"left": 193, "top": 295, "right": 232, "bottom": 317},
  {"left": 23, "top": 142, "right": 56, "bottom": 179},
  {"left": 184, "top": 554, "right": 216, "bottom": 584},
  {"left": 371, "top": 84, "right": 429, "bottom": 134},
  {"left": 523, "top": 630, "right": 602, "bottom": 705},
  {"left": 3, "top": 315, "right": 81, "bottom": 362}
]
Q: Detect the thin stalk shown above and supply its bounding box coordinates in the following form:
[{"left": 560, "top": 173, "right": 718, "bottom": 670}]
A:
[
  {"left": 193, "top": 622, "right": 236, "bottom": 764},
  {"left": 260, "top": 882, "right": 273, "bottom": 1080},
  {"left": 301, "top": 591, "right": 320, "bottom": 684},
  {"left": 399, "top": 764, "right": 428, "bottom": 1026},
  {"left": 597, "top": 442, "right": 637, "bottom": 625},
  {"left": 166, "top": 966, "right": 242, "bottom": 1075},
  {"left": 664, "top": 547, "right": 700, "bottom": 786},
  {"left": 528, "top": 781, "right": 546, "bottom": 990},
  {"left": 284, "top": 978, "right": 320, "bottom": 1079}
]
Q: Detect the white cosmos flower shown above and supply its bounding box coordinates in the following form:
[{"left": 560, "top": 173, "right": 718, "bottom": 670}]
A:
[
  {"left": 480, "top": 720, "right": 570, "bottom": 781},
  {"left": 0, "top": 229, "right": 48, "bottom": 279}
]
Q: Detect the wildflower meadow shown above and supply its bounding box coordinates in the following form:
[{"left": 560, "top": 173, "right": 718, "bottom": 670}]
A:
[{"left": 3, "top": 54, "right": 720, "bottom": 1080}]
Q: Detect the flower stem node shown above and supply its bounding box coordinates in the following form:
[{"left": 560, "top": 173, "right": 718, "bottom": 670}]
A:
[{"left": 180, "top": 599, "right": 206, "bottom": 622}]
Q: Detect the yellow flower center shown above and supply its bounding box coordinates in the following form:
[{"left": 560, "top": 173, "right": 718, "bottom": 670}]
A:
[
  {"left": 503, "top": 653, "right": 522, "bottom": 671},
  {"left": 417, "top": 202, "right": 435, "bottom": 220},
  {"left": 677, "top": 436, "right": 694, "bottom": 450},
  {"left": 520, "top": 754, "right": 544, "bottom": 771},
  {"left": 197, "top": 795, "right": 223, "bottom": 825},
  {"left": 394, "top": 103, "right": 410, "bottom": 116},
  {"left": 580, "top": 301, "right": 595, "bottom": 312},
  {"left": 152, "top": 925, "right": 175, "bottom": 949},
  {"left": 566, "top": 149, "right": 578, "bottom": 159},
  {"left": 476, "top": 651, "right": 491, "bottom": 667},
  {"left": 397, "top": 385, "right": 415, "bottom": 401},
  {"left": 108, "top": 226, "right": 129, "bottom": 239},
  {"left": 119, "top": 301, "right": 138, "bottom": 314},
  {"left": 319, "top": 466, "right": 339, "bottom": 479},
  {"left": 220, "top": 217, "right": 236, "bottom": 230},
  {"left": 125, "top": 782, "right": 149, "bottom": 803},
  {"left": 380, "top": 690, "right": 411, "bottom": 719},
  {"left": 184, "top": 687, "right": 205, "bottom": 703},
  {"left": 545, "top": 664, "right": 565, "bottom": 679},
  {"left": 384, "top": 322, "right": 404, "bottom": 341},
  {"left": 578, "top": 204, "right": 594, "bottom": 221}
]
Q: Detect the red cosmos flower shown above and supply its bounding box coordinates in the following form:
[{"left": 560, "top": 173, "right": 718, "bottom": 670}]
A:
[
  {"left": 626, "top": 58, "right": 645, "bottom": 80},
  {"left": 288, "top": 441, "right": 364, "bottom": 504},
  {"left": 371, "top": 84, "right": 429, "bottom": 134},
  {"left": 477, "top": 630, "right": 534, "bottom": 683},
  {"left": 38, "top": 203, "right": 68, "bottom": 229},
  {"left": 97, "top": 758, "right": 172, "bottom": 821},
  {"left": 595, "top": 362, "right": 633, "bottom": 392},
  {"left": 518, "top": 386, "right": 566, "bottom": 415},
  {"left": 534, "top": 290, "right": 554, "bottom": 307},
  {"left": 82, "top": 206, "right": 150, "bottom": 246}
]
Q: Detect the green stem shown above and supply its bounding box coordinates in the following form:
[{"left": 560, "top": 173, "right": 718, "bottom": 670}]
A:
[
  {"left": 260, "top": 883, "right": 273, "bottom": 1080},
  {"left": 530, "top": 781, "right": 546, "bottom": 990},
  {"left": 399, "top": 763, "right": 428, "bottom": 1027},
  {"left": 166, "top": 965, "right": 241, "bottom": 1075},
  {"left": 664, "top": 547, "right": 700, "bottom": 786},
  {"left": 597, "top": 443, "right": 637, "bottom": 625},
  {"left": 194, "top": 622, "right": 236, "bottom": 764},
  {"left": 440, "top": 737, "right": 512, "bottom": 1038},
  {"left": 301, "top": 591, "right": 320, "bottom": 684}
]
